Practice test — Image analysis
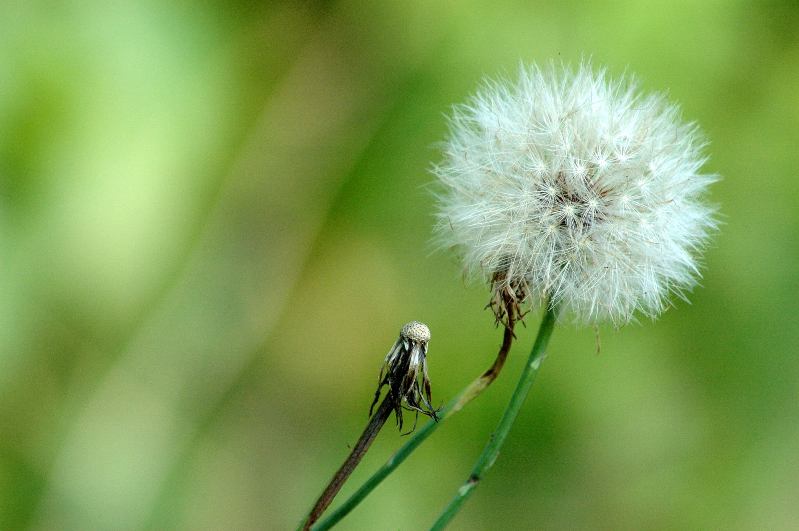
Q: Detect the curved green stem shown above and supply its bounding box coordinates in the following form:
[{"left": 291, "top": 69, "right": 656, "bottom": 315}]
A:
[
  {"left": 311, "top": 321, "right": 517, "bottom": 531},
  {"left": 430, "top": 305, "right": 558, "bottom": 530}
]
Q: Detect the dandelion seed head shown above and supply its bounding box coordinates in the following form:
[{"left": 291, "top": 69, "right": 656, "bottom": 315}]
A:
[{"left": 434, "top": 62, "right": 718, "bottom": 325}]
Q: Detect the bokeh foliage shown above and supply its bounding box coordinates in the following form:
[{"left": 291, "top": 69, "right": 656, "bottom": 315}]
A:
[{"left": 1, "top": 1, "right": 798, "bottom": 529}]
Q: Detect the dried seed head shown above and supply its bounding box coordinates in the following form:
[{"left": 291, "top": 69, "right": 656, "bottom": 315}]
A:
[
  {"left": 371, "top": 321, "right": 438, "bottom": 433},
  {"left": 401, "top": 321, "right": 431, "bottom": 345}
]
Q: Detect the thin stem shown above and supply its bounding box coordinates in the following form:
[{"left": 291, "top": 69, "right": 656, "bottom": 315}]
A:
[
  {"left": 300, "top": 395, "right": 394, "bottom": 530},
  {"left": 311, "top": 321, "right": 516, "bottom": 531},
  {"left": 430, "top": 305, "right": 558, "bottom": 530}
]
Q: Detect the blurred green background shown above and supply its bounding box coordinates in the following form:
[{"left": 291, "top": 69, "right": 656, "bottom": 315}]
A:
[{"left": 2, "top": 1, "right": 798, "bottom": 529}]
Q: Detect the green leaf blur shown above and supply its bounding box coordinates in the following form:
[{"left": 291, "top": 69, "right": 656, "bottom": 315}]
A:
[{"left": 1, "top": 1, "right": 797, "bottom": 529}]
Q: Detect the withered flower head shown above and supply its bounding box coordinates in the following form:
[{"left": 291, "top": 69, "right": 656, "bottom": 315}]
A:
[{"left": 370, "top": 321, "right": 439, "bottom": 433}]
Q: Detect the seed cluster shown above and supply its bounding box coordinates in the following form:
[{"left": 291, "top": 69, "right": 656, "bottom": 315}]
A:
[{"left": 434, "top": 63, "right": 717, "bottom": 324}]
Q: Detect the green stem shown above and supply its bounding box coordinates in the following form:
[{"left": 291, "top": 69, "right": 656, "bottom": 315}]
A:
[
  {"left": 311, "top": 321, "right": 517, "bottom": 531},
  {"left": 430, "top": 305, "right": 558, "bottom": 530}
]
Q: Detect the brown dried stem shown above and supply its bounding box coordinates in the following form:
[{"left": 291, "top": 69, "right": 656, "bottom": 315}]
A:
[{"left": 300, "top": 395, "right": 394, "bottom": 530}]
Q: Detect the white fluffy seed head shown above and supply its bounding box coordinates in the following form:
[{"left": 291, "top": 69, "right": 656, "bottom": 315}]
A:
[{"left": 433, "top": 62, "right": 718, "bottom": 325}]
